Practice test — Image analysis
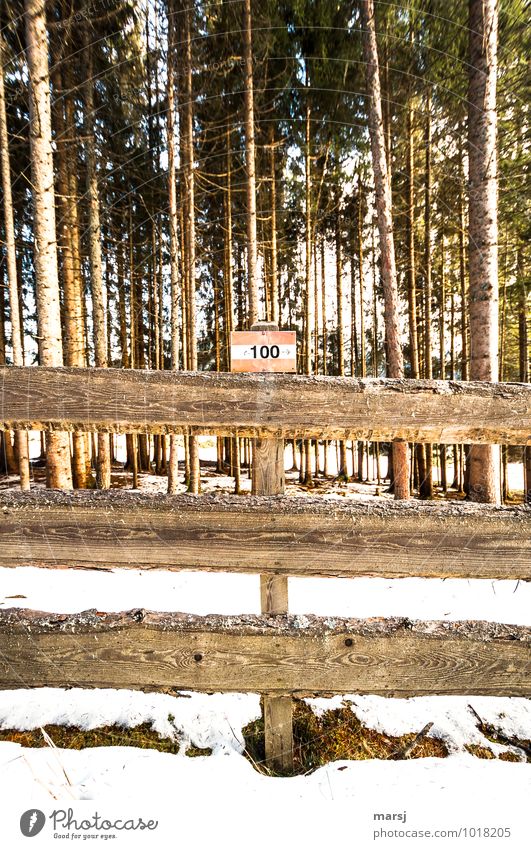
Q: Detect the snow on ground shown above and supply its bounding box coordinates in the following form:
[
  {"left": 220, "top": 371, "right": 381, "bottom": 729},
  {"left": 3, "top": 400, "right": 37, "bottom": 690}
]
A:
[
  {"left": 0, "top": 688, "right": 530, "bottom": 846},
  {"left": 1, "top": 435, "right": 529, "bottom": 846}
]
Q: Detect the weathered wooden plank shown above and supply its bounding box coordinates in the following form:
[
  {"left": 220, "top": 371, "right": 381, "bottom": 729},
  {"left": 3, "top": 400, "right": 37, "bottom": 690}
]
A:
[
  {"left": 1, "top": 367, "right": 529, "bottom": 444},
  {"left": 0, "top": 491, "right": 529, "bottom": 580},
  {"left": 0, "top": 609, "right": 529, "bottom": 696},
  {"left": 252, "top": 438, "right": 285, "bottom": 495},
  {"left": 251, "top": 421, "right": 293, "bottom": 771}
]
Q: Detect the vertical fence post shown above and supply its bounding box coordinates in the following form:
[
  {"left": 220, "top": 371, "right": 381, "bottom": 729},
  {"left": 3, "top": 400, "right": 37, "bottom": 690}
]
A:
[{"left": 250, "top": 322, "right": 294, "bottom": 773}]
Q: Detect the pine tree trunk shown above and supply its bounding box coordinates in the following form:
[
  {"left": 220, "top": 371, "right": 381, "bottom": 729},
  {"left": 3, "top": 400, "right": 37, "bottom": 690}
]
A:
[
  {"left": 420, "top": 95, "right": 433, "bottom": 499},
  {"left": 303, "top": 80, "right": 312, "bottom": 484},
  {"left": 467, "top": 0, "right": 500, "bottom": 504},
  {"left": 243, "top": 0, "right": 259, "bottom": 325},
  {"left": 24, "top": 0, "right": 72, "bottom": 489},
  {"left": 405, "top": 97, "right": 425, "bottom": 495},
  {"left": 0, "top": 36, "right": 30, "bottom": 489},
  {"left": 63, "top": 63, "right": 91, "bottom": 488},
  {"left": 350, "top": 250, "right": 359, "bottom": 377},
  {"left": 357, "top": 179, "right": 366, "bottom": 482},
  {"left": 517, "top": 252, "right": 530, "bottom": 503},
  {"left": 0, "top": 292, "right": 17, "bottom": 474},
  {"left": 321, "top": 240, "right": 327, "bottom": 374},
  {"left": 183, "top": 1, "right": 200, "bottom": 493},
  {"left": 167, "top": 0, "right": 180, "bottom": 494},
  {"left": 335, "top": 200, "right": 348, "bottom": 481},
  {"left": 439, "top": 235, "right": 447, "bottom": 492},
  {"left": 360, "top": 0, "right": 409, "bottom": 499},
  {"left": 83, "top": 28, "right": 110, "bottom": 489}
]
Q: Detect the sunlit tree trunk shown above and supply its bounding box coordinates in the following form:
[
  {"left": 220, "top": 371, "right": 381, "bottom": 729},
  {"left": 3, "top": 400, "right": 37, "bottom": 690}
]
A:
[
  {"left": 467, "top": 0, "right": 500, "bottom": 504},
  {"left": 24, "top": 0, "right": 72, "bottom": 489},
  {"left": 243, "top": 0, "right": 259, "bottom": 324},
  {"left": 303, "top": 74, "right": 312, "bottom": 484},
  {"left": 360, "top": 0, "right": 409, "bottom": 499},
  {"left": 83, "top": 25, "right": 111, "bottom": 489},
  {"left": 63, "top": 61, "right": 91, "bottom": 487},
  {"left": 357, "top": 180, "right": 366, "bottom": 481},
  {"left": 335, "top": 198, "right": 348, "bottom": 480},
  {"left": 183, "top": 0, "right": 200, "bottom": 492},
  {"left": 518, "top": 249, "right": 530, "bottom": 503},
  {"left": 420, "top": 92, "right": 433, "bottom": 498},
  {"left": 439, "top": 235, "right": 447, "bottom": 492}
]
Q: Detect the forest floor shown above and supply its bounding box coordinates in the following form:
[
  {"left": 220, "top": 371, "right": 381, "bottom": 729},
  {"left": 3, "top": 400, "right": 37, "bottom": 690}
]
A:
[{"left": 0, "top": 437, "right": 529, "bottom": 845}]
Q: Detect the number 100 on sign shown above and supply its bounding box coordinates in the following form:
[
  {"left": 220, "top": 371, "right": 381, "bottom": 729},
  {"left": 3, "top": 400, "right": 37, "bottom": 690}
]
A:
[{"left": 230, "top": 331, "right": 297, "bottom": 373}]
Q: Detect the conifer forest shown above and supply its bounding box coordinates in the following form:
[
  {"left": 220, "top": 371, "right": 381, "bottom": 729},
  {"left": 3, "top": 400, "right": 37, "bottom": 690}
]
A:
[{"left": 0, "top": 0, "right": 529, "bottom": 504}]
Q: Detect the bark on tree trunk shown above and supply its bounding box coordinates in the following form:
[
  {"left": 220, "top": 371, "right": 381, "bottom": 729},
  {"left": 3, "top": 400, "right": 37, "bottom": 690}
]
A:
[
  {"left": 0, "top": 36, "right": 30, "bottom": 489},
  {"left": 183, "top": 1, "right": 200, "bottom": 493},
  {"left": 420, "top": 94, "right": 433, "bottom": 499},
  {"left": 360, "top": 0, "right": 409, "bottom": 499},
  {"left": 83, "top": 26, "right": 110, "bottom": 489},
  {"left": 167, "top": 0, "right": 180, "bottom": 494},
  {"left": 62, "top": 61, "right": 91, "bottom": 488},
  {"left": 303, "top": 76, "right": 312, "bottom": 485},
  {"left": 24, "top": 0, "right": 72, "bottom": 489},
  {"left": 467, "top": 0, "right": 500, "bottom": 504},
  {"left": 517, "top": 251, "right": 530, "bottom": 503},
  {"left": 335, "top": 200, "right": 348, "bottom": 481},
  {"left": 243, "top": 0, "right": 259, "bottom": 325}
]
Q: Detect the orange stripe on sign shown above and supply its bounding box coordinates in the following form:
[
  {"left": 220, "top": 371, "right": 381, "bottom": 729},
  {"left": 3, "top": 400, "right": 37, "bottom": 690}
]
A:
[
  {"left": 230, "top": 331, "right": 296, "bottom": 345},
  {"left": 231, "top": 358, "right": 296, "bottom": 373}
]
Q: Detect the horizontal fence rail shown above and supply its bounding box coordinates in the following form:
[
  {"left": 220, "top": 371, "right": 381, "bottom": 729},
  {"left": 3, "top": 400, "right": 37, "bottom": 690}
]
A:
[
  {"left": 0, "top": 492, "right": 530, "bottom": 581},
  {"left": 0, "top": 609, "right": 529, "bottom": 697},
  {"left": 1, "top": 367, "right": 530, "bottom": 444}
]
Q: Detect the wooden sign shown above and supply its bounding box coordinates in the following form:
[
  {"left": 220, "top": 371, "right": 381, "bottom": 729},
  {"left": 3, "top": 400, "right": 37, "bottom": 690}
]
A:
[{"left": 230, "top": 330, "right": 297, "bottom": 373}]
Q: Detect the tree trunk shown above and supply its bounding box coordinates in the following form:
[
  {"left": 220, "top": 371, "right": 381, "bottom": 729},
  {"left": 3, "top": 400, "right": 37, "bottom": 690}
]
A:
[
  {"left": 360, "top": 0, "right": 409, "bottom": 499},
  {"left": 335, "top": 199, "right": 348, "bottom": 481},
  {"left": 24, "top": 0, "right": 72, "bottom": 489},
  {"left": 303, "top": 75, "right": 312, "bottom": 484},
  {"left": 63, "top": 62, "right": 91, "bottom": 488},
  {"left": 243, "top": 0, "right": 259, "bottom": 325},
  {"left": 518, "top": 250, "right": 530, "bottom": 503},
  {"left": 467, "top": 0, "right": 500, "bottom": 504},
  {"left": 439, "top": 235, "right": 447, "bottom": 492},
  {"left": 420, "top": 94, "right": 433, "bottom": 498},
  {"left": 167, "top": 0, "right": 180, "bottom": 494},
  {"left": 83, "top": 26, "right": 110, "bottom": 489},
  {"left": 321, "top": 239, "right": 327, "bottom": 374},
  {"left": 0, "top": 289, "right": 17, "bottom": 475},
  {"left": 357, "top": 179, "right": 366, "bottom": 481},
  {"left": 183, "top": 1, "right": 200, "bottom": 493},
  {"left": 0, "top": 36, "right": 30, "bottom": 489}
]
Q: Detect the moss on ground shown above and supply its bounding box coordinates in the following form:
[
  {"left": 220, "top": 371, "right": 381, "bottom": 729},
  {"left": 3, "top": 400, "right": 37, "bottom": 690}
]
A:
[
  {"left": 465, "top": 744, "right": 496, "bottom": 759},
  {"left": 0, "top": 722, "right": 180, "bottom": 754},
  {"left": 243, "top": 700, "right": 448, "bottom": 776}
]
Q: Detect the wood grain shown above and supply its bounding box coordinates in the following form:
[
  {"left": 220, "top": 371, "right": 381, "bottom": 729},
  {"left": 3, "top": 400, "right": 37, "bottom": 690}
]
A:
[
  {"left": 0, "top": 491, "right": 529, "bottom": 580},
  {"left": 1, "top": 367, "right": 529, "bottom": 444},
  {"left": 0, "top": 609, "right": 529, "bottom": 696},
  {"left": 250, "top": 387, "right": 293, "bottom": 771}
]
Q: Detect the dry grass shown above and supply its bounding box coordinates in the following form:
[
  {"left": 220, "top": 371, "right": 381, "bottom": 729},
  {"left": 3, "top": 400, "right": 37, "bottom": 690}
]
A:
[
  {"left": 243, "top": 700, "right": 448, "bottom": 776},
  {"left": 0, "top": 723, "right": 181, "bottom": 754},
  {"left": 465, "top": 744, "right": 496, "bottom": 759}
]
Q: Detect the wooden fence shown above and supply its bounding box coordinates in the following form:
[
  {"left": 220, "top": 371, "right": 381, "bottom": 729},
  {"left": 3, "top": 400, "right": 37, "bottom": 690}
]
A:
[{"left": 0, "top": 367, "right": 530, "bottom": 771}]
